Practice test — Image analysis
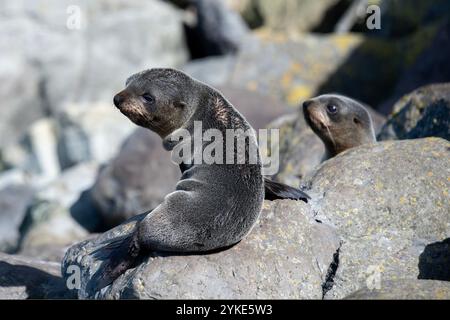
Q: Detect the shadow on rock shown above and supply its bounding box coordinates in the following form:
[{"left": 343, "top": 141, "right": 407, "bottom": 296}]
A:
[
  {"left": 418, "top": 238, "right": 450, "bottom": 281},
  {"left": 0, "top": 261, "right": 73, "bottom": 299}
]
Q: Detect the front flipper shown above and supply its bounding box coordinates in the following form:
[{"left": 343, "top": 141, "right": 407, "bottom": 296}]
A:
[
  {"left": 264, "top": 178, "right": 310, "bottom": 202},
  {"left": 88, "top": 233, "right": 141, "bottom": 293}
]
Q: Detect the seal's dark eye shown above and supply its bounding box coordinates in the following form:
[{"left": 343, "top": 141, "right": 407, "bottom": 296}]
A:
[
  {"left": 142, "top": 94, "right": 154, "bottom": 104},
  {"left": 326, "top": 104, "right": 338, "bottom": 114}
]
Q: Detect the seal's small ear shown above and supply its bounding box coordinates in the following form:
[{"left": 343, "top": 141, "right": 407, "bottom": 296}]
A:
[{"left": 174, "top": 101, "right": 187, "bottom": 109}]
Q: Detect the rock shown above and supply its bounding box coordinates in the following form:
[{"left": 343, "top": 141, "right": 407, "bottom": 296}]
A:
[
  {"left": 4, "top": 102, "right": 134, "bottom": 180},
  {"left": 378, "top": 83, "right": 450, "bottom": 141},
  {"left": 19, "top": 201, "right": 88, "bottom": 254},
  {"left": 56, "top": 103, "right": 135, "bottom": 169},
  {"left": 62, "top": 200, "right": 341, "bottom": 299},
  {"left": 377, "top": 0, "right": 450, "bottom": 38},
  {"left": 231, "top": 33, "right": 364, "bottom": 106},
  {"left": 0, "top": 185, "right": 34, "bottom": 253},
  {"left": 0, "top": 54, "right": 45, "bottom": 150},
  {"left": 378, "top": 20, "right": 450, "bottom": 113},
  {"left": 345, "top": 279, "right": 450, "bottom": 300},
  {"left": 90, "top": 129, "right": 180, "bottom": 228},
  {"left": 270, "top": 105, "right": 385, "bottom": 186},
  {"left": 178, "top": 0, "right": 249, "bottom": 59},
  {"left": 303, "top": 138, "right": 450, "bottom": 299},
  {"left": 182, "top": 56, "right": 237, "bottom": 87},
  {"left": 0, "top": 0, "right": 188, "bottom": 149},
  {"left": 0, "top": 252, "right": 73, "bottom": 299},
  {"left": 241, "top": 0, "right": 341, "bottom": 35},
  {"left": 0, "top": 169, "right": 30, "bottom": 190},
  {"left": 317, "top": 25, "right": 439, "bottom": 111},
  {"left": 35, "top": 162, "right": 99, "bottom": 209},
  {"left": 23, "top": 118, "right": 61, "bottom": 180},
  {"left": 90, "top": 88, "right": 293, "bottom": 227}
]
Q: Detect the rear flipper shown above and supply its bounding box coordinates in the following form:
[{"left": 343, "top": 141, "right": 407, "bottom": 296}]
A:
[
  {"left": 264, "top": 177, "right": 310, "bottom": 202},
  {"left": 88, "top": 233, "right": 141, "bottom": 293}
]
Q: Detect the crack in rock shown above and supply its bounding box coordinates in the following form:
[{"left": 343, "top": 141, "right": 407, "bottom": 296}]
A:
[{"left": 321, "top": 242, "right": 342, "bottom": 299}]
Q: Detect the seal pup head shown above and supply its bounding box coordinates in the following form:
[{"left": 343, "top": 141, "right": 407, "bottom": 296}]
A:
[
  {"left": 113, "top": 68, "right": 201, "bottom": 138},
  {"left": 302, "top": 94, "right": 376, "bottom": 157}
]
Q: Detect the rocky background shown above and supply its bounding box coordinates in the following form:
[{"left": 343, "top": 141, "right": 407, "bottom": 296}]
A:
[{"left": 0, "top": 0, "right": 449, "bottom": 299}]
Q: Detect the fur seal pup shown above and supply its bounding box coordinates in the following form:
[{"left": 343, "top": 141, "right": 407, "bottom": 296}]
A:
[
  {"left": 303, "top": 94, "right": 376, "bottom": 158},
  {"left": 90, "top": 68, "right": 308, "bottom": 291}
]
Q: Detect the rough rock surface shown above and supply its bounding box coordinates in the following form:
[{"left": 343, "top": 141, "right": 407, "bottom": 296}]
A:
[
  {"left": 345, "top": 279, "right": 450, "bottom": 300},
  {"left": 0, "top": 185, "right": 34, "bottom": 253},
  {"left": 241, "top": 0, "right": 341, "bottom": 34},
  {"left": 180, "top": 0, "right": 249, "bottom": 59},
  {"left": 62, "top": 200, "right": 341, "bottom": 299},
  {"left": 19, "top": 201, "right": 88, "bottom": 253},
  {"left": 0, "top": 0, "right": 188, "bottom": 149},
  {"left": 378, "top": 83, "right": 450, "bottom": 141},
  {"left": 56, "top": 103, "right": 135, "bottom": 169},
  {"left": 0, "top": 252, "right": 73, "bottom": 299},
  {"left": 90, "top": 129, "right": 180, "bottom": 228},
  {"left": 303, "top": 137, "right": 450, "bottom": 299},
  {"left": 379, "top": 20, "right": 450, "bottom": 113}
]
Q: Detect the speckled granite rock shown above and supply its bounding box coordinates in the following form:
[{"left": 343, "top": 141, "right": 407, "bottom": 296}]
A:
[
  {"left": 19, "top": 201, "right": 88, "bottom": 252},
  {"left": 304, "top": 137, "right": 450, "bottom": 299},
  {"left": 62, "top": 200, "right": 340, "bottom": 299},
  {"left": 0, "top": 185, "right": 34, "bottom": 253},
  {"left": 240, "top": 0, "right": 341, "bottom": 34},
  {"left": 378, "top": 83, "right": 450, "bottom": 141},
  {"left": 345, "top": 279, "right": 450, "bottom": 300},
  {"left": 0, "top": 252, "right": 73, "bottom": 299}
]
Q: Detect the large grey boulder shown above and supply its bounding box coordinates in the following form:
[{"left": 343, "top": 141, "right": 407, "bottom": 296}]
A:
[
  {"left": 378, "top": 83, "right": 450, "bottom": 141},
  {"left": 62, "top": 200, "right": 341, "bottom": 299},
  {"left": 240, "top": 0, "right": 341, "bottom": 34},
  {"left": 0, "top": 0, "right": 188, "bottom": 149},
  {"left": 3, "top": 103, "right": 134, "bottom": 180},
  {"left": 0, "top": 54, "right": 45, "bottom": 149},
  {"left": 19, "top": 201, "right": 88, "bottom": 257},
  {"left": 0, "top": 252, "right": 73, "bottom": 299},
  {"left": 56, "top": 103, "right": 135, "bottom": 170},
  {"left": 173, "top": 0, "right": 249, "bottom": 59},
  {"left": 90, "top": 129, "right": 180, "bottom": 228},
  {"left": 0, "top": 185, "right": 34, "bottom": 253},
  {"left": 345, "top": 279, "right": 450, "bottom": 300},
  {"left": 303, "top": 137, "right": 450, "bottom": 299}
]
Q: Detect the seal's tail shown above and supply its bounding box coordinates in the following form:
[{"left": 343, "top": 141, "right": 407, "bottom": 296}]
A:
[
  {"left": 88, "top": 232, "right": 142, "bottom": 292},
  {"left": 264, "top": 177, "right": 310, "bottom": 202}
]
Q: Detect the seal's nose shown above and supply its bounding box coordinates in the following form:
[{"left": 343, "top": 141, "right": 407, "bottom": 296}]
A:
[
  {"left": 113, "top": 93, "right": 125, "bottom": 108},
  {"left": 302, "top": 100, "right": 313, "bottom": 109}
]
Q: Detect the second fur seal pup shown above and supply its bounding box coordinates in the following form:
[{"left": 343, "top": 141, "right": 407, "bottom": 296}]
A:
[
  {"left": 303, "top": 94, "right": 376, "bottom": 158},
  {"left": 90, "top": 68, "right": 308, "bottom": 291}
]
